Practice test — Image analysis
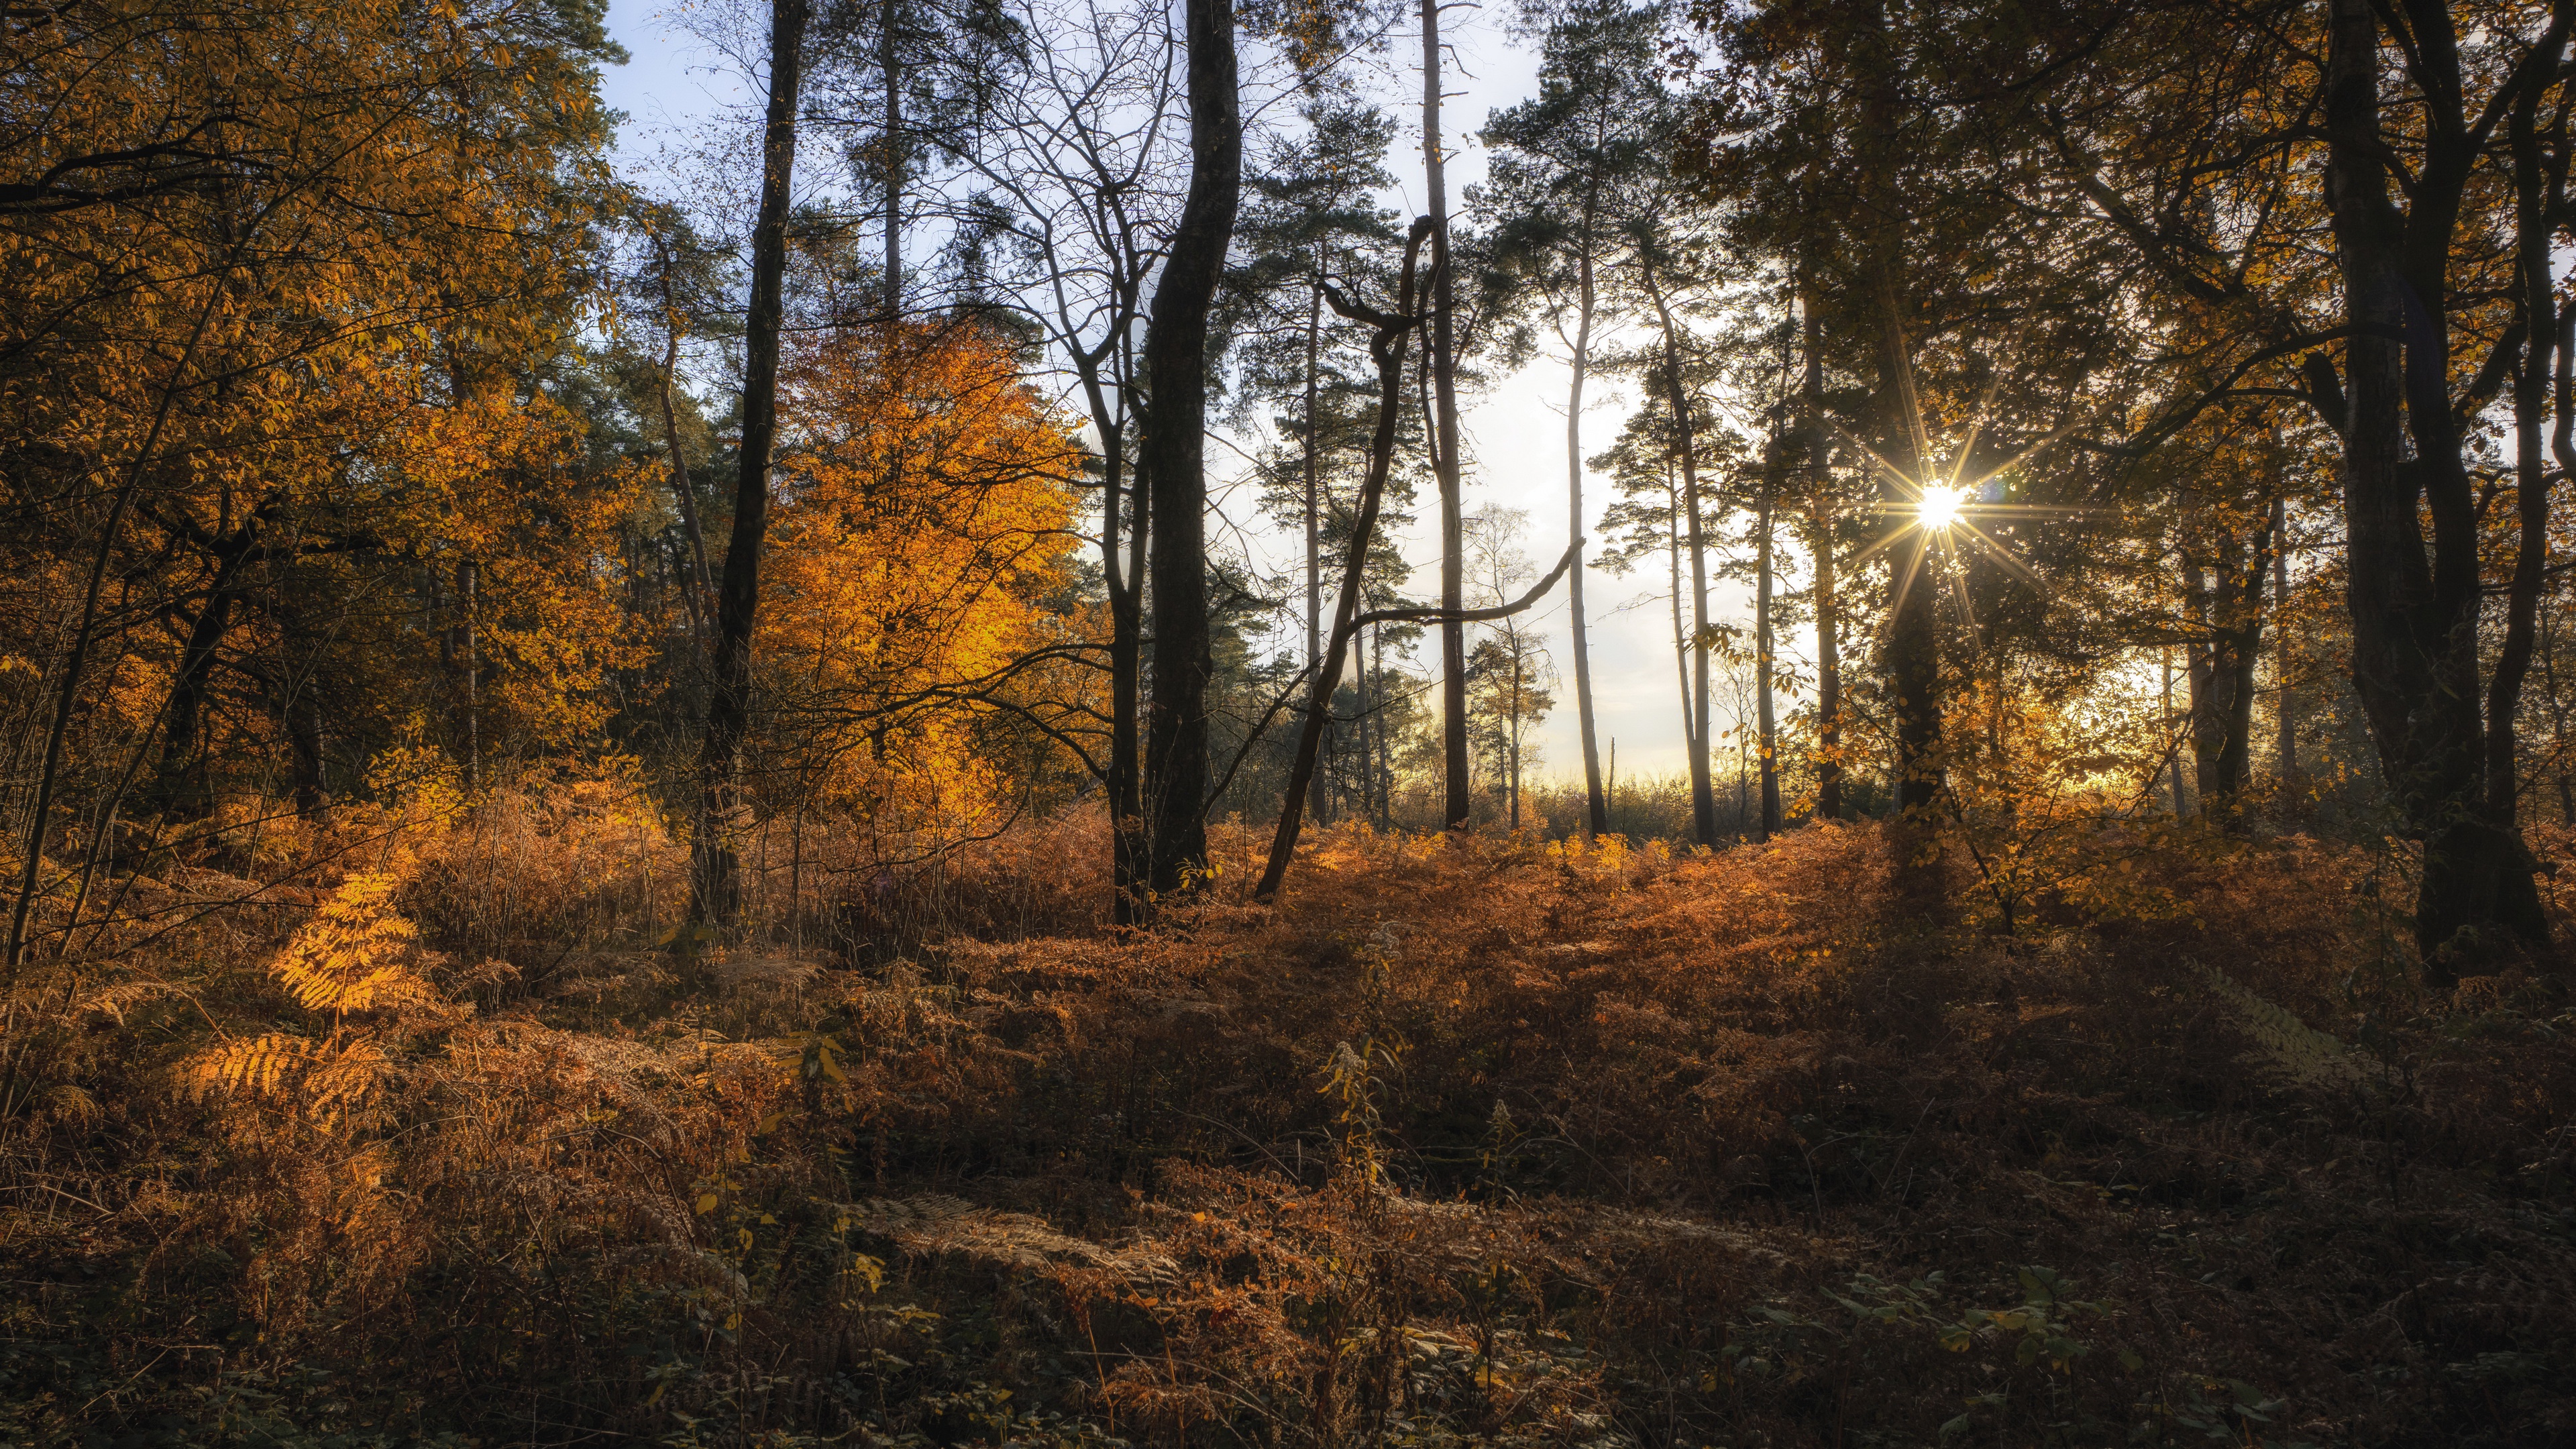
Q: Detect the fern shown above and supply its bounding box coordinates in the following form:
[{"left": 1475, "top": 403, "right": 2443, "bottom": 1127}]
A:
[
  {"left": 186, "top": 1032, "right": 317, "bottom": 1102},
  {"left": 272, "top": 871, "right": 443, "bottom": 1016},
  {"left": 2197, "top": 965, "right": 2369, "bottom": 1089},
  {"left": 183, "top": 1033, "right": 392, "bottom": 1122}
]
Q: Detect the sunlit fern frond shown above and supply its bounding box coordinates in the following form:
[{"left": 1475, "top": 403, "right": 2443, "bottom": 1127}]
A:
[
  {"left": 184, "top": 1032, "right": 394, "bottom": 1124},
  {"left": 272, "top": 871, "right": 443, "bottom": 1014},
  {"left": 184, "top": 1032, "right": 318, "bottom": 1102}
]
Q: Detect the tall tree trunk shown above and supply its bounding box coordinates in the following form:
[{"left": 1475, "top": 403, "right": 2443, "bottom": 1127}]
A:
[
  {"left": 1567, "top": 204, "right": 1607, "bottom": 838},
  {"left": 693, "top": 0, "right": 810, "bottom": 928},
  {"left": 1756, "top": 430, "right": 1781, "bottom": 840},
  {"left": 2324, "top": 0, "right": 2546, "bottom": 977},
  {"left": 1667, "top": 482, "right": 1697, "bottom": 771},
  {"left": 1304, "top": 250, "right": 1328, "bottom": 829},
  {"left": 1874, "top": 266, "right": 1941, "bottom": 820},
  {"left": 1108, "top": 439, "right": 1146, "bottom": 922},
  {"left": 1421, "top": 0, "right": 1469, "bottom": 834},
  {"left": 1141, "top": 0, "right": 1239, "bottom": 898},
  {"left": 1508, "top": 647, "right": 1523, "bottom": 828},
  {"left": 881, "top": 0, "right": 901, "bottom": 319},
  {"left": 1643, "top": 262, "right": 1718, "bottom": 848},
  {"left": 1803, "top": 286, "right": 1841, "bottom": 821}
]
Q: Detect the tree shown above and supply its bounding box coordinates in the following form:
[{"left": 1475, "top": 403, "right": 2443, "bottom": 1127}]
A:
[
  {"left": 1464, "top": 507, "right": 1557, "bottom": 829},
  {"left": 1227, "top": 99, "right": 1402, "bottom": 828},
  {"left": 694, "top": 0, "right": 814, "bottom": 928},
  {"left": 2, "top": 0, "right": 628, "bottom": 969},
  {"left": 1482, "top": 0, "right": 1666, "bottom": 839},
  {"left": 950, "top": 0, "right": 1185, "bottom": 920},
  {"left": 1138, "top": 0, "right": 1241, "bottom": 898}
]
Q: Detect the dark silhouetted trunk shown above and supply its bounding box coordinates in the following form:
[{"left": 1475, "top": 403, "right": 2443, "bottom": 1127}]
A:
[
  {"left": 1803, "top": 288, "right": 1841, "bottom": 821},
  {"left": 1304, "top": 248, "right": 1328, "bottom": 828},
  {"left": 1422, "top": 0, "right": 1468, "bottom": 833},
  {"left": 2324, "top": 0, "right": 2546, "bottom": 977},
  {"left": 1259, "top": 221, "right": 1428, "bottom": 902},
  {"left": 1874, "top": 266, "right": 1940, "bottom": 820},
  {"left": 1642, "top": 261, "right": 1717, "bottom": 848},
  {"left": 1141, "top": 0, "right": 1238, "bottom": 898},
  {"left": 1756, "top": 429, "right": 1781, "bottom": 840},
  {"left": 2273, "top": 497, "right": 2295, "bottom": 780},
  {"left": 694, "top": 0, "right": 810, "bottom": 927},
  {"left": 882, "top": 0, "right": 901, "bottom": 318}
]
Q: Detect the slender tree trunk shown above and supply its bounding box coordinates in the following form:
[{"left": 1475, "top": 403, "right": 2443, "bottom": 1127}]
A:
[
  {"left": 2214, "top": 506, "right": 2277, "bottom": 808},
  {"left": 2163, "top": 648, "right": 2186, "bottom": 816},
  {"left": 1257, "top": 223, "right": 1425, "bottom": 902},
  {"left": 1643, "top": 264, "right": 1717, "bottom": 847},
  {"left": 1803, "top": 286, "right": 1841, "bottom": 821},
  {"left": 1141, "top": 0, "right": 1239, "bottom": 898},
  {"left": 1304, "top": 251, "right": 1328, "bottom": 828},
  {"left": 1567, "top": 211, "right": 1607, "bottom": 838},
  {"left": 1096, "top": 409, "right": 1146, "bottom": 922},
  {"left": 693, "top": 0, "right": 809, "bottom": 928},
  {"left": 1666, "top": 473, "right": 1697, "bottom": 778},
  {"left": 881, "top": 0, "right": 901, "bottom": 319},
  {"left": 1508, "top": 651, "right": 1522, "bottom": 829},
  {"left": 1756, "top": 431, "right": 1780, "bottom": 840},
  {"left": 2274, "top": 496, "right": 2296, "bottom": 780},
  {"left": 2184, "top": 552, "right": 2220, "bottom": 809},
  {"left": 1422, "top": 0, "right": 1469, "bottom": 834}
]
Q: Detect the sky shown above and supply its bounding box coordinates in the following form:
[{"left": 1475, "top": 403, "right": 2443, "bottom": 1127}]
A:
[{"left": 593, "top": 0, "right": 1785, "bottom": 785}]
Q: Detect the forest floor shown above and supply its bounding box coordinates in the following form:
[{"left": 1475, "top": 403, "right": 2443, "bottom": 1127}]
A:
[{"left": 3, "top": 798, "right": 2574, "bottom": 1448}]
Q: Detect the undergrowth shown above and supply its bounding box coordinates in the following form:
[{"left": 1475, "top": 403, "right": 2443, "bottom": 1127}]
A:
[{"left": 2, "top": 780, "right": 2572, "bottom": 1447}]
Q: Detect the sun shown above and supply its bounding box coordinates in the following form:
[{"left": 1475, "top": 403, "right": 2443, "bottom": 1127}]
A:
[{"left": 1917, "top": 483, "right": 1964, "bottom": 529}]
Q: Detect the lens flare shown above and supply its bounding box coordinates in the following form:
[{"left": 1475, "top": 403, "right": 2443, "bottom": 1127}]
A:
[{"left": 1917, "top": 484, "right": 1964, "bottom": 529}]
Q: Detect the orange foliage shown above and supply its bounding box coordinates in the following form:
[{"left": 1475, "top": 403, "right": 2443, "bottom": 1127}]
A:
[{"left": 759, "top": 321, "right": 1087, "bottom": 843}]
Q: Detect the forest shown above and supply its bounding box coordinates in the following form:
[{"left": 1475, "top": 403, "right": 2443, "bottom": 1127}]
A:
[{"left": 4, "top": 0, "right": 2575, "bottom": 1442}]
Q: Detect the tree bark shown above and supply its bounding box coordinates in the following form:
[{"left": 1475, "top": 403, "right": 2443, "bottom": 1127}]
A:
[
  {"left": 2324, "top": 0, "right": 2545, "bottom": 977},
  {"left": 1141, "top": 0, "right": 1238, "bottom": 898},
  {"left": 1422, "top": 0, "right": 1470, "bottom": 834},
  {"left": 1642, "top": 260, "right": 1718, "bottom": 847},
  {"left": 1756, "top": 429, "right": 1781, "bottom": 840},
  {"left": 1568, "top": 193, "right": 1607, "bottom": 838},
  {"left": 881, "top": 0, "right": 902, "bottom": 319},
  {"left": 1803, "top": 285, "right": 1841, "bottom": 821},
  {"left": 1304, "top": 245, "right": 1328, "bottom": 828},
  {"left": 693, "top": 0, "right": 810, "bottom": 928},
  {"left": 1874, "top": 266, "right": 1941, "bottom": 819},
  {"left": 2491, "top": 25, "right": 2569, "bottom": 822}
]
